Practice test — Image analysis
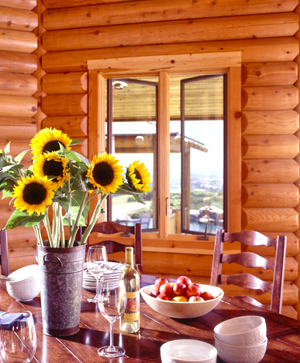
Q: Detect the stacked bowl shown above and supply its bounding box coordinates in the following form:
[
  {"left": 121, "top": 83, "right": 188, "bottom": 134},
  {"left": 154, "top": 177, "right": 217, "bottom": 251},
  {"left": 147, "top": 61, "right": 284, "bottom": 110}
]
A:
[{"left": 214, "top": 315, "right": 267, "bottom": 363}]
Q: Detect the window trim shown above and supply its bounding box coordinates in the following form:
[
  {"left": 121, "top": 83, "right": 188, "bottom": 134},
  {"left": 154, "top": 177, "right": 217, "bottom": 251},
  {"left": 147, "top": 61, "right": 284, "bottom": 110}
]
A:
[{"left": 87, "top": 52, "right": 242, "bottom": 238}]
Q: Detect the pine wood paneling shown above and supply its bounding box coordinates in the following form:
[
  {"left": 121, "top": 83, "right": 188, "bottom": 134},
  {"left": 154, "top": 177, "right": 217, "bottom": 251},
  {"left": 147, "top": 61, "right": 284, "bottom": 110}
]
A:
[
  {"left": 41, "top": 13, "right": 299, "bottom": 52},
  {"left": 242, "top": 61, "right": 298, "bottom": 86},
  {"left": 242, "top": 184, "right": 299, "bottom": 208},
  {"left": 0, "top": 95, "right": 37, "bottom": 117},
  {"left": 0, "top": 50, "right": 37, "bottom": 74},
  {"left": 242, "top": 110, "right": 299, "bottom": 134},
  {"left": 0, "top": 0, "right": 37, "bottom": 10},
  {"left": 242, "top": 135, "right": 299, "bottom": 159},
  {"left": 42, "top": 116, "right": 87, "bottom": 138},
  {"left": 0, "top": 72, "right": 37, "bottom": 96},
  {"left": 41, "top": 72, "right": 87, "bottom": 94},
  {"left": 0, "top": 29, "right": 37, "bottom": 53},
  {"left": 41, "top": 94, "right": 87, "bottom": 115},
  {"left": 41, "top": 37, "right": 299, "bottom": 73},
  {"left": 42, "top": 0, "right": 299, "bottom": 30},
  {"left": 0, "top": 6, "right": 38, "bottom": 31}
]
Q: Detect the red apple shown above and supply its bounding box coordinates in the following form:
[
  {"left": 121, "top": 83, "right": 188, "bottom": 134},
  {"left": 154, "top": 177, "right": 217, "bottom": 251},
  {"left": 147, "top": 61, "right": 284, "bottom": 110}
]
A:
[
  {"left": 189, "top": 296, "right": 204, "bottom": 302},
  {"left": 185, "top": 283, "right": 202, "bottom": 298},
  {"left": 177, "top": 276, "right": 192, "bottom": 286},
  {"left": 155, "top": 277, "right": 169, "bottom": 290},
  {"left": 159, "top": 283, "right": 174, "bottom": 297},
  {"left": 173, "top": 282, "right": 187, "bottom": 296},
  {"left": 150, "top": 288, "right": 160, "bottom": 298},
  {"left": 157, "top": 294, "right": 170, "bottom": 301},
  {"left": 201, "top": 291, "right": 215, "bottom": 301}
]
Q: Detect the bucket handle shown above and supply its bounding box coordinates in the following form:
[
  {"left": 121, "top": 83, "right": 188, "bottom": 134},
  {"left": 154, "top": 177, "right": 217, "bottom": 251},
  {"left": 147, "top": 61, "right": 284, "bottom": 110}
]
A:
[{"left": 43, "top": 253, "right": 63, "bottom": 267}]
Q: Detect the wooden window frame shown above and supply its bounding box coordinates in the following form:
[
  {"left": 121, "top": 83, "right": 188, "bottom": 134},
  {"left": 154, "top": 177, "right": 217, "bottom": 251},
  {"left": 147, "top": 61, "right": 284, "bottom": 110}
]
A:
[{"left": 87, "top": 52, "right": 242, "bottom": 242}]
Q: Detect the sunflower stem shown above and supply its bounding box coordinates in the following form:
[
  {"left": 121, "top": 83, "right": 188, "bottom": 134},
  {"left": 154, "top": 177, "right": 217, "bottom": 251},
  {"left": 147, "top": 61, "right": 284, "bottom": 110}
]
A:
[
  {"left": 33, "top": 224, "right": 43, "bottom": 246},
  {"left": 79, "top": 194, "right": 106, "bottom": 246},
  {"left": 67, "top": 177, "right": 72, "bottom": 233},
  {"left": 59, "top": 204, "right": 65, "bottom": 248},
  {"left": 44, "top": 208, "right": 54, "bottom": 247},
  {"left": 52, "top": 202, "right": 58, "bottom": 247},
  {"left": 68, "top": 191, "right": 88, "bottom": 248}
]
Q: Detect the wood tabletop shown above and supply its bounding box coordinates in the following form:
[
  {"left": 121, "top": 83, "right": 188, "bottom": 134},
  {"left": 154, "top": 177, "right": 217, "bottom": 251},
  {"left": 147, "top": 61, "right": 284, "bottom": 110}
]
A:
[{"left": 1, "top": 276, "right": 300, "bottom": 362}]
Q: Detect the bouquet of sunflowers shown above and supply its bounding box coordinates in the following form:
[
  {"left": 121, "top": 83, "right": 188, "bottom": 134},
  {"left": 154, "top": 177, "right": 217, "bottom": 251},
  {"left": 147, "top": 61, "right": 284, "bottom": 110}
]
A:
[{"left": 0, "top": 128, "right": 151, "bottom": 248}]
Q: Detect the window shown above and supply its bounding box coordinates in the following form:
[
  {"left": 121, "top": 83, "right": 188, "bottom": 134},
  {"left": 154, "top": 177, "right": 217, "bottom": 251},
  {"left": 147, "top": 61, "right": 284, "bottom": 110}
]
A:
[{"left": 88, "top": 52, "right": 241, "bottom": 238}]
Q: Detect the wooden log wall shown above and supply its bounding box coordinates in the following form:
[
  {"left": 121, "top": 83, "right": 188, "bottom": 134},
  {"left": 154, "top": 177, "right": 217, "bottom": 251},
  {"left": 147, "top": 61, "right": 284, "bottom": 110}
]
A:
[
  {"left": 1, "top": 0, "right": 299, "bottom": 320},
  {"left": 0, "top": 0, "right": 38, "bottom": 270}
]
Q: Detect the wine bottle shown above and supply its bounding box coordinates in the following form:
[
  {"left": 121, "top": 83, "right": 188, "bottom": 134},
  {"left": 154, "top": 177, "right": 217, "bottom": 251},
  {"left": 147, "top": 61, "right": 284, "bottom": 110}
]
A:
[{"left": 120, "top": 247, "right": 140, "bottom": 333}]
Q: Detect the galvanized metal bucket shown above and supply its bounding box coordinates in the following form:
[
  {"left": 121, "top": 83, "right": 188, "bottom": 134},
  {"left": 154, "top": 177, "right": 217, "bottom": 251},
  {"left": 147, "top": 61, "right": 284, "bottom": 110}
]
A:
[{"left": 37, "top": 244, "right": 86, "bottom": 337}]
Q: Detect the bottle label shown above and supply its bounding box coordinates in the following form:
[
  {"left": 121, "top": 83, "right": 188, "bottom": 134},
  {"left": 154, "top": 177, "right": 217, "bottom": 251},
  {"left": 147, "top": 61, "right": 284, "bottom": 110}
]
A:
[{"left": 124, "top": 291, "right": 140, "bottom": 321}]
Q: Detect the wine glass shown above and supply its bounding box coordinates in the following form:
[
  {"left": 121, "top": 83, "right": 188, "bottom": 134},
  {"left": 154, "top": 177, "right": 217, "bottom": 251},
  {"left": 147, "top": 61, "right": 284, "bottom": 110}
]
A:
[
  {"left": 0, "top": 311, "right": 37, "bottom": 363},
  {"left": 86, "top": 245, "right": 108, "bottom": 303},
  {"left": 97, "top": 277, "right": 127, "bottom": 358}
]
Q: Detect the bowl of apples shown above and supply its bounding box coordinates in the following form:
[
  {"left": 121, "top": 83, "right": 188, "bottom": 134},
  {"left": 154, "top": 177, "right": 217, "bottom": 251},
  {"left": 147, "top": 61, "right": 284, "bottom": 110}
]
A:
[{"left": 140, "top": 276, "right": 224, "bottom": 319}]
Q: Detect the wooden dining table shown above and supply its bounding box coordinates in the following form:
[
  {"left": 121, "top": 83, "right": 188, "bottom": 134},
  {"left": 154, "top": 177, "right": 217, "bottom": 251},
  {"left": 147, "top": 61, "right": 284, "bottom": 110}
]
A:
[{"left": 1, "top": 275, "right": 300, "bottom": 363}]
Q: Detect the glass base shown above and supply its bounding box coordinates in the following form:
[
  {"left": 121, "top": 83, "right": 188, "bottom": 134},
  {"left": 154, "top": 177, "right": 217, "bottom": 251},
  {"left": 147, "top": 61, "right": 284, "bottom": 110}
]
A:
[{"left": 98, "top": 346, "right": 125, "bottom": 358}]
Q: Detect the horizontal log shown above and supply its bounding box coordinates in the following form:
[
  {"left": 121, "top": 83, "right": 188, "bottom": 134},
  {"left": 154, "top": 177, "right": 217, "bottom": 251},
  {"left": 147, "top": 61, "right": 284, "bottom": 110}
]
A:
[
  {"left": 41, "top": 13, "right": 299, "bottom": 52},
  {"left": 0, "top": 7, "right": 38, "bottom": 31},
  {"left": 242, "top": 110, "right": 299, "bottom": 134},
  {"left": 0, "top": 29, "right": 37, "bottom": 53},
  {"left": 0, "top": 50, "right": 37, "bottom": 74},
  {"left": 242, "top": 208, "right": 298, "bottom": 232},
  {"left": 242, "top": 135, "right": 299, "bottom": 159},
  {"left": 41, "top": 72, "right": 88, "bottom": 94},
  {"left": 220, "top": 281, "right": 298, "bottom": 305},
  {"left": 0, "top": 0, "right": 36, "bottom": 10},
  {"left": 0, "top": 116, "right": 36, "bottom": 126},
  {"left": 242, "top": 85, "right": 298, "bottom": 111},
  {"left": 0, "top": 95, "right": 37, "bottom": 117},
  {"left": 41, "top": 94, "right": 87, "bottom": 116},
  {"left": 242, "top": 184, "right": 299, "bottom": 208},
  {"left": 242, "top": 159, "right": 299, "bottom": 183},
  {"left": 71, "top": 138, "right": 87, "bottom": 156},
  {"left": 41, "top": 37, "right": 299, "bottom": 73},
  {"left": 42, "top": 0, "right": 134, "bottom": 8},
  {"left": 43, "top": 0, "right": 299, "bottom": 30},
  {"left": 0, "top": 72, "right": 37, "bottom": 96},
  {"left": 0, "top": 125, "right": 36, "bottom": 140},
  {"left": 244, "top": 232, "right": 299, "bottom": 257},
  {"left": 242, "top": 61, "right": 298, "bottom": 86},
  {"left": 281, "top": 305, "right": 297, "bottom": 320},
  {"left": 42, "top": 116, "right": 87, "bottom": 138},
  {"left": 221, "top": 256, "right": 297, "bottom": 281}
]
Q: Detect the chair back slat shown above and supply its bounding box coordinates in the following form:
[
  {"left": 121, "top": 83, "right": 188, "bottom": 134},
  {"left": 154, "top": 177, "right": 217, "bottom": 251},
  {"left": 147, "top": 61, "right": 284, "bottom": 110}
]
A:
[
  {"left": 0, "top": 230, "right": 9, "bottom": 276},
  {"left": 210, "top": 229, "right": 286, "bottom": 314}
]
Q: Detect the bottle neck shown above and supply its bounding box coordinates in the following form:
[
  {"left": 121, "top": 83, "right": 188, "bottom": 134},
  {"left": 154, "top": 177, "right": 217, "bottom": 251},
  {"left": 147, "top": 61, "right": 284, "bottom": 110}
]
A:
[{"left": 125, "top": 247, "right": 134, "bottom": 268}]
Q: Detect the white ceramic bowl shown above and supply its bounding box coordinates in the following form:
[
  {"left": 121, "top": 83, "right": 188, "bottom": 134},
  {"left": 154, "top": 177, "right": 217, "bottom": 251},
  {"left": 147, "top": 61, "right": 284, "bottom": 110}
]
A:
[
  {"left": 140, "top": 284, "right": 223, "bottom": 319},
  {"left": 6, "top": 265, "right": 40, "bottom": 302},
  {"left": 214, "top": 336, "right": 268, "bottom": 363},
  {"left": 161, "top": 339, "right": 217, "bottom": 363},
  {"left": 214, "top": 315, "right": 266, "bottom": 346}
]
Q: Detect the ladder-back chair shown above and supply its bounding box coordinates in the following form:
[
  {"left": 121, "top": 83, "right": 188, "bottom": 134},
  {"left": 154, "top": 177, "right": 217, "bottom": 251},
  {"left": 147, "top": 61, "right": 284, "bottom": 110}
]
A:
[
  {"left": 79, "top": 221, "right": 143, "bottom": 274},
  {"left": 210, "top": 229, "right": 286, "bottom": 314}
]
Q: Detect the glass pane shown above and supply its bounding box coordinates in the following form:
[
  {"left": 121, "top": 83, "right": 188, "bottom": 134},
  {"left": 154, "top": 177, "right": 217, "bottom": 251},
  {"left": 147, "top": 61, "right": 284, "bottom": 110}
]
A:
[
  {"left": 106, "top": 78, "right": 158, "bottom": 230},
  {"left": 169, "top": 75, "right": 225, "bottom": 235}
]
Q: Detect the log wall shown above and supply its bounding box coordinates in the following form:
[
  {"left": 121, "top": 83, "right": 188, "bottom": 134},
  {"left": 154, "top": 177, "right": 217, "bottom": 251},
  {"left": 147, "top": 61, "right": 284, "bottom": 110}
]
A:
[
  {"left": 0, "top": 0, "right": 299, "bottom": 319},
  {"left": 0, "top": 0, "right": 38, "bottom": 269}
]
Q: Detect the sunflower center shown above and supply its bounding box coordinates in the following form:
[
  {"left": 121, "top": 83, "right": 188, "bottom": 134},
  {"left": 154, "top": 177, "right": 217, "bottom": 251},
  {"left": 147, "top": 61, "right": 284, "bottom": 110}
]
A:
[
  {"left": 23, "top": 182, "right": 47, "bottom": 205},
  {"left": 134, "top": 169, "right": 143, "bottom": 184},
  {"left": 93, "top": 162, "right": 114, "bottom": 186},
  {"left": 43, "top": 140, "right": 64, "bottom": 153},
  {"left": 43, "top": 159, "right": 63, "bottom": 179}
]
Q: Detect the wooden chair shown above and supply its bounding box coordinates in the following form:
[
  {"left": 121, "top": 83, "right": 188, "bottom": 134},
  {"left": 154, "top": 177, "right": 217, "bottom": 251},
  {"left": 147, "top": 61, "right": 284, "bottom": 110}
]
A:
[
  {"left": 210, "top": 229, "right": 286, "bottom": 314},
  {"left": 78, "top": 222, "right": 143, "bottom": 274},
  {"left": 0, "top": 230, "right": 10, "bottom": 276}
]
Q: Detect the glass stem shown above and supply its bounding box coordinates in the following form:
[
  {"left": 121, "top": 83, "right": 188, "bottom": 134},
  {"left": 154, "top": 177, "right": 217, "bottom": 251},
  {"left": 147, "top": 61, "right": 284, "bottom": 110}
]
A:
[{"left": 108, "top": 322, "right": 115, "bottom": 352}]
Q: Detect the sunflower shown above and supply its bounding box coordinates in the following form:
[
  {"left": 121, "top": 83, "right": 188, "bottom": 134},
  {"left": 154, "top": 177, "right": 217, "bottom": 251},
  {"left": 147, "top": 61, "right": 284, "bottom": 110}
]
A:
[
  {"left": 86, "top": 153, "right": 124, "bottom": 194},
  {"left": 30, "top": 128, "right": 72, "bottom": 157},
  {"left": 33, "top": 152, "right": 69, "bottom": 190},
  {"left": 13, "top": 175, "right": 55, "bottom": 216},
  {"left": 126, "top": 160, "right": 151, "bottom": 192}
]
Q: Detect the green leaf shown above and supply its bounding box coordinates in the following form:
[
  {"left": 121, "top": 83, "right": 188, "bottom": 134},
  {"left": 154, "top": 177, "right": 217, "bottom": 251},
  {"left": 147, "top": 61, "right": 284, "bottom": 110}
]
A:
[
  {"left": 14, "top": 150, "right": 28, "bottom": 163},
  {"left": 4, "top": 142, "right": 10, "bottom": 154},
  {"left": 64, "top": 149, "right": 90, "bottom": 165},
  {"left": 70, "top": 139, "right": 82, "bottom": 146},
  {"left": 1, "top": 188, "right": 13, "bottom": 199},
  {"left": 4, "top": 209, "right": 44, "bottom": 229}
]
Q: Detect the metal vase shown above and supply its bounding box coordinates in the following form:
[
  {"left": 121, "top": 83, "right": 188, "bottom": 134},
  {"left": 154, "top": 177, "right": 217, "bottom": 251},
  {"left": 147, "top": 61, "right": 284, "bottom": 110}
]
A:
[{"left": 37, "top": 244, "right": 86, "bottom": 337}]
